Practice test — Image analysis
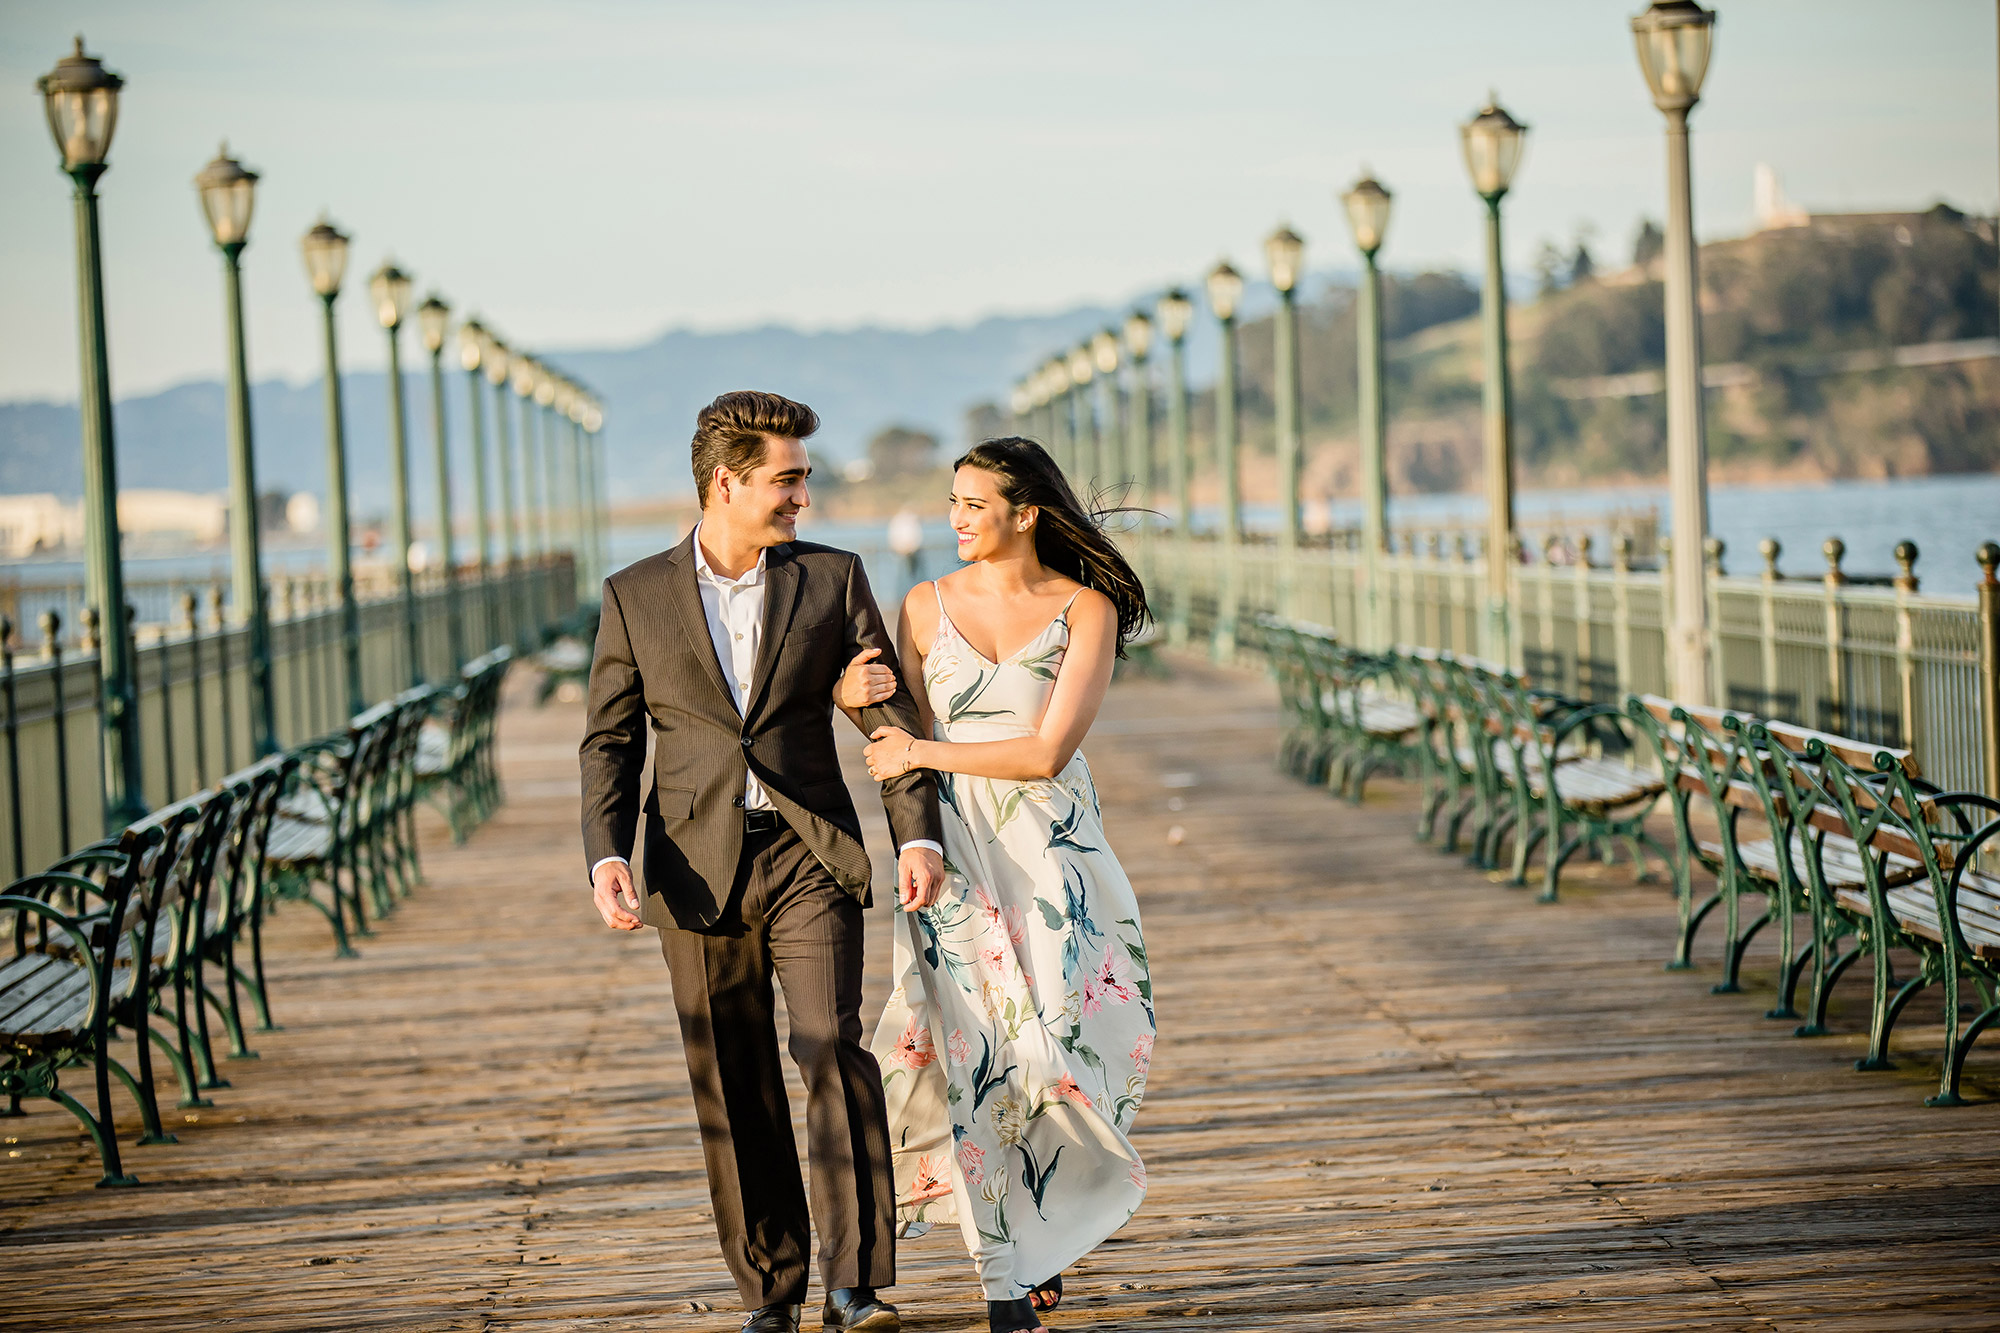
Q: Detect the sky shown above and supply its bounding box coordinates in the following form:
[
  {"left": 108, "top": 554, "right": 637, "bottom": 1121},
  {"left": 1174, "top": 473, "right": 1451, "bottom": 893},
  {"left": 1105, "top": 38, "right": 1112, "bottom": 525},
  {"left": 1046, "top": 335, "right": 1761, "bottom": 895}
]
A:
[{"left": 1, "top": 0, "right": 1994, "bottom": 404}]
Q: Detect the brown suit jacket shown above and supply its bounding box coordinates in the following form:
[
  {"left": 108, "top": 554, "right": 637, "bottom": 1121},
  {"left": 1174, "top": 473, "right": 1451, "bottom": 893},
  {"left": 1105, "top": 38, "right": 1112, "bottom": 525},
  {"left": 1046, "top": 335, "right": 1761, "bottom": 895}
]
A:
[{"left": 579, "top": 532, "right": 942, "bottom": 930}]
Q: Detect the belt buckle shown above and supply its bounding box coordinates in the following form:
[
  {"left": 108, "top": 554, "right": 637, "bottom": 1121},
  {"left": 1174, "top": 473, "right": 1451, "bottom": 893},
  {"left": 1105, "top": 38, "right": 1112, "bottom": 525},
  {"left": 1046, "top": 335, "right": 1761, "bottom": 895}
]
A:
[{"left": 745, "top": 809, "right": 779, "bottom": 835}]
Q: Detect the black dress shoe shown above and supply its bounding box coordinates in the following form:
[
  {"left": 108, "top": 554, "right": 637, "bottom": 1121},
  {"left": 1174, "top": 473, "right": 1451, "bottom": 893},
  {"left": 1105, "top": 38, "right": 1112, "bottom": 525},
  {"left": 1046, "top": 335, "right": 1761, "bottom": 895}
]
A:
[
  {"left": 743, "top": 1304, "right": 802, "bottom": 1333},
  {"left": 822, "top": 1287, "right": 900, "bottom": 1332}
]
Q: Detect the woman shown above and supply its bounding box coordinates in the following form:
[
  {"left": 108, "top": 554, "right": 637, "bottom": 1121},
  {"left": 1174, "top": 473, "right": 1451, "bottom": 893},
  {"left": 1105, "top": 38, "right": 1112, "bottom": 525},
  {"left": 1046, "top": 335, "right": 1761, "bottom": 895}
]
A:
[{"left": 839, "top": 438, "right": 1155, "bottom": 1333}]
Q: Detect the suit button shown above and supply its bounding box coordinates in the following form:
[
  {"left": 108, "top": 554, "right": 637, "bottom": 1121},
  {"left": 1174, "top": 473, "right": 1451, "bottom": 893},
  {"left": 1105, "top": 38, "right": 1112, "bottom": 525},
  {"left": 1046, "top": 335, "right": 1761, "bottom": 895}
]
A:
[
  {"left": 741, "top": 736, "right": 753, "bottom": 748},
  {"left": 732, "top": 795, "right": 745, "bottom": 809}
]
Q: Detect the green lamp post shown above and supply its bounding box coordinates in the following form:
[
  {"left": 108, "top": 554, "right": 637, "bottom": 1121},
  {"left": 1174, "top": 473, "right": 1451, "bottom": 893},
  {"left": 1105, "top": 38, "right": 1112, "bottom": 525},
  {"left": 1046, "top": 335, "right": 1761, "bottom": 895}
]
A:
[
  {"left": 1042, "top": 360, "right": 1071, "bottom": 476},
  {"left": 512, "top": 356, "right": 545, "bottom": 630},
  {"left": 196, "top": 143, "right": 278, "bottom": 756},
  {"left": 583, "top": 396, "right": 609, "bottom": 587},
  {"left": 1066, "top": 345, "right": 1096, "bottom": 490},
  {"left": 1265, "top": 224, "right": 1306, "bottom": 563},
  {"left": 417, "top": 293, "right": 462, "bottom": 673},
  {"left": 1461, "top": 94, "right": 1528, "bottom": 666},
  {"left": 1155, "top": 288, "right": 1194, "bottom": 645},
  {"left": 369, "top": 259, "right": 421, "bottom": 687},
  {"left": 458, "top": 319, "right": 495, "bottom": 653},
  {"left": 39, "top": 36, "right": 146, "bottom": 831},
  {"left": 535, "top": 364, "right": 565, "bottom": 580},
  {"left": 1206, "top": 259, "right": 1245, "bottom": 658},
  {"left": 484, "top": 336, "right": 524, "bottom": 647},
  {"left": 301, "top": 215, "right": 364, "bottom": 716},
  {"left": 1122, "top": 310, "right": 1153, "bottom": 507},
  {"left": 1091, "top": 329, "right": 1122, "bottom": 488},
  {"left": 1342, "top": 172, "right": 1394, "bottom": 649},
  {"left": 1632, "top": 0, "right": 1719, "bottom": 704}
]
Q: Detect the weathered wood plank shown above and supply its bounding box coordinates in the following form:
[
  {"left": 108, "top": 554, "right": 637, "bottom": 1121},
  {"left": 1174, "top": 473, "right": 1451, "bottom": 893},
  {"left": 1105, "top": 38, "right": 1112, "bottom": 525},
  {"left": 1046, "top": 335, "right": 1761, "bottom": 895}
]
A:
[{"left": 1, "top": 658, "right": 1995, "bottom": 1330}]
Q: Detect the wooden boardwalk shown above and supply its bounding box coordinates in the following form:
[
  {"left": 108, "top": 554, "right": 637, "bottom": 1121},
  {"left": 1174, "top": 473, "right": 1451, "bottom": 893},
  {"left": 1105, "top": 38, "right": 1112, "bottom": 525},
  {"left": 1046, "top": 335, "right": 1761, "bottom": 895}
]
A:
[{"left": 3, "top": 657, "right": 1997, "bottom": 1330}]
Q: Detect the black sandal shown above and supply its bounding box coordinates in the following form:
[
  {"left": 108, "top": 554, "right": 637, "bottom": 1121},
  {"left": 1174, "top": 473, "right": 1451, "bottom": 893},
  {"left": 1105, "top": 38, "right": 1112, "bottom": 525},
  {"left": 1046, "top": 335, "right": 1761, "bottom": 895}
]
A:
[
  {"left": 988, "top": 1297, "right": 1046, "bottom": 1333},
  {"left": 1029, "top": 1274, "right": 1063, "bottom": 1312}
]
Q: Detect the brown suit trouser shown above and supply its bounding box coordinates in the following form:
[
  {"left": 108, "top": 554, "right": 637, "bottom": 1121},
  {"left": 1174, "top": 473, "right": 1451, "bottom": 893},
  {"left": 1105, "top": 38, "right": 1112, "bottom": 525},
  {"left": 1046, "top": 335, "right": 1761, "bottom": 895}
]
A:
[{"left": 659, "top": 822, "right": 896, "bottom": 1309}]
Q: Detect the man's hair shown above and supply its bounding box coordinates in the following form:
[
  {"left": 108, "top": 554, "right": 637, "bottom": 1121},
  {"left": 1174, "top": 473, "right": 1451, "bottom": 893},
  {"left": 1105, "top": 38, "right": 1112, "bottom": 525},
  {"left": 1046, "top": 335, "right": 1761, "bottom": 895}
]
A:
[{"left": 691, "top": 390, "right": 820, "bottom": 506}]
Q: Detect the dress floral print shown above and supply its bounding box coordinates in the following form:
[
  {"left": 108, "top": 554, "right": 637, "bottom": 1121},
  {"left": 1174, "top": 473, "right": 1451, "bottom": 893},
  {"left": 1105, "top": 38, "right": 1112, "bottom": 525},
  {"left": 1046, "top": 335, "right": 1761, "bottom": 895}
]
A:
[{"left": 870, "top": 587, "right": 1154, "bottom": 1301}]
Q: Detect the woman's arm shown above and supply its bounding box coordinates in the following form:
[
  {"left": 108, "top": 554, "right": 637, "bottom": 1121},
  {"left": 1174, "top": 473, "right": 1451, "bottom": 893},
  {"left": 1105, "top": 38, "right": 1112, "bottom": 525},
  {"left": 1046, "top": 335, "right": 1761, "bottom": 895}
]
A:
[{"left": 867, "top": 590, "right": 1115, "bottom": 783}]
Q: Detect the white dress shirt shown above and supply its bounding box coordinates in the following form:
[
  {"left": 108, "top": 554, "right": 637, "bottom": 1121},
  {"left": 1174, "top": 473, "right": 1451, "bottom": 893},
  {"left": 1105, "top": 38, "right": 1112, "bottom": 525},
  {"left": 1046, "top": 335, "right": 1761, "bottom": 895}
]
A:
[{"left": 592, "top": 523, "right": 938, "bottom": 884}]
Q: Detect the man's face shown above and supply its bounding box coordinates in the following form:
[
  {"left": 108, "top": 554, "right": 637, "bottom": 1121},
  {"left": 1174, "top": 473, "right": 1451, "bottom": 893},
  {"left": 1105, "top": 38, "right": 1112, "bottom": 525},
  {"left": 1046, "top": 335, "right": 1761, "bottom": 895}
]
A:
[{"left": 714, "top": 435, "right": 811, "bottom": 545}]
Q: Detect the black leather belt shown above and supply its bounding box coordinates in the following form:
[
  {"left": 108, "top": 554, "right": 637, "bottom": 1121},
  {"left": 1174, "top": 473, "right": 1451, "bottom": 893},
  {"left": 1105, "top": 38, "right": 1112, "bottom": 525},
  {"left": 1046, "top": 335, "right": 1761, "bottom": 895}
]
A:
[{"left": 744, "top": 809, "right": 781, "bottom": 835}]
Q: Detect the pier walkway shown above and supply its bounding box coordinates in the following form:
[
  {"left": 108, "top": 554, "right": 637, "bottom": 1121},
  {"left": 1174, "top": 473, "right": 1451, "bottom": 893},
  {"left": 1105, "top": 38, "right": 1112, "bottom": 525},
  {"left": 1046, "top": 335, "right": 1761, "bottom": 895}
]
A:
[{"left": 3, "top": 657, "right": 1996, "bottom": 1330}]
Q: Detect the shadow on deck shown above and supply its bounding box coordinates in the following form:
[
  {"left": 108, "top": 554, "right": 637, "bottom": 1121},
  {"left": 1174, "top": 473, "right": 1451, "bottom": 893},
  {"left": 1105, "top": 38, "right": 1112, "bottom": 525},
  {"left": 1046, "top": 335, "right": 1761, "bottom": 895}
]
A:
[{"left": 2, "top": 658, "right": 1996, "bottom": 1330}]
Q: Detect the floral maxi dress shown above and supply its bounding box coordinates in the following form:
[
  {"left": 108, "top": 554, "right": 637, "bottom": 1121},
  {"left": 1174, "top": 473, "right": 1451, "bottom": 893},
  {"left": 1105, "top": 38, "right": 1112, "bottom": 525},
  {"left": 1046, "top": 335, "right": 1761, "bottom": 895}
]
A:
[{"left": 869, "top": 587, "right": 1154, "bottom": 1301}]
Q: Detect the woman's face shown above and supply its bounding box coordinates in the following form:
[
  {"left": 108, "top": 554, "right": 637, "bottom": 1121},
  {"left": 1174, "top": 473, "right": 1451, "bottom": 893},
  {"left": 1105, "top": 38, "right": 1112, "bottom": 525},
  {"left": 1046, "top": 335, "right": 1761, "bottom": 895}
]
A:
[{"left": 949, "top": 466, "right": 1035, "bottom": 564}]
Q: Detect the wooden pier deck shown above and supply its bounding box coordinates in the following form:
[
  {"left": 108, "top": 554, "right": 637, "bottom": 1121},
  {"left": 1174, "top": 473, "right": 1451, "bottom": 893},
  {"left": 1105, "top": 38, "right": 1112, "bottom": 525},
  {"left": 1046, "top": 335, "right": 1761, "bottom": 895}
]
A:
[{"left": 4, "top": 657, "right": 1997, "bottom": 1330}]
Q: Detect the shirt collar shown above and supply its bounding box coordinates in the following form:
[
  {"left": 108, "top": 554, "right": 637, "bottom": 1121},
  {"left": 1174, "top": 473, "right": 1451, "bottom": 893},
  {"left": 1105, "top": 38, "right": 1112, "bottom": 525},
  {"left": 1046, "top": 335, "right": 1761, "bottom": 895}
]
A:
[{"left": 691, "top": 521, "right": 767, "bottom": 589}]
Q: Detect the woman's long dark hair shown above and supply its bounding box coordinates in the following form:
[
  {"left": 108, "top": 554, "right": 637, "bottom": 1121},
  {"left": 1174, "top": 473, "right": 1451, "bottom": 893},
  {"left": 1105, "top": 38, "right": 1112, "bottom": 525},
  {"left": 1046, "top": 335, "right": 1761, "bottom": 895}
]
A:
[{"left": 954, "top": 436, "right": 1151, "bottom": 657}]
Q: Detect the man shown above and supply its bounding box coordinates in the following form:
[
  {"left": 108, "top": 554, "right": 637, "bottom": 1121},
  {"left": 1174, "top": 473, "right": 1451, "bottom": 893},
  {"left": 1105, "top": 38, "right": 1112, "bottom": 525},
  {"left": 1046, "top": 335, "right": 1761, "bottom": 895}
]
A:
[{"left": 581, "top": 390, "right": 945, "bottom": 1333}]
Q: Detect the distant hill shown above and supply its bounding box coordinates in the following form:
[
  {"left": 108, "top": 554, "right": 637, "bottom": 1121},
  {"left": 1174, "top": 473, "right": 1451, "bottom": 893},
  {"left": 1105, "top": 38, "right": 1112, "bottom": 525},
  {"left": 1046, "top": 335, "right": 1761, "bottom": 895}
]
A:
[{"left": 0, "top": 273, "right": 1335, "bottom": 519}]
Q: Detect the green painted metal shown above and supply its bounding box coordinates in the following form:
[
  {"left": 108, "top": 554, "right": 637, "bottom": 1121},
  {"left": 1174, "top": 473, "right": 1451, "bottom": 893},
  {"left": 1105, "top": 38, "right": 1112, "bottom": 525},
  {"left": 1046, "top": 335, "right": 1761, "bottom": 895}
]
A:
[
  {"left": 318, "top": 294, "right": 364, "bottom": 718},
  {"left": 65, "top": 165, "right": 146, "bottom": 831},
  {"left": 1478, "top": 192, "right": 1517, "bottom": 668},
  {"left": 1357, "top": 248, "right": 1388, "bottom": 650},
  {"left": 218, "top": 244, "right": 277, "bottom": 758},
  {"left": 1213, "top": 308, "right": 1241, "bottom": 661},
  {"left": 1165, "top": 328, "right": 1191, "bottom": 648},
  {"left": 463, "top": 363, "right": 494, "bottom": 650},
  {"left": 383, "top": 322, "right": 420, "bottom": 688},
  {"left": 490, "top": 376, "right": 522, "bottom": 647},
  {"left": 425, "top": 343, "right": 462, "bottom": 673},
  {"left": 1273, "top": 282, "right": 1302, "bottom": 558}
]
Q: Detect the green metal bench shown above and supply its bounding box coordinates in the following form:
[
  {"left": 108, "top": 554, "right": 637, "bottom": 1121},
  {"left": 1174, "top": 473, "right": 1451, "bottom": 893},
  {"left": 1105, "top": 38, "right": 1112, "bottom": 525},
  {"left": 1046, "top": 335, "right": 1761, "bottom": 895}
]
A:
[
  {"left": 417, "top": 648, "right": 512, "bottom": 843},
  {"left": 0, "top": 827, "right": 152, "bottom": 1187}
]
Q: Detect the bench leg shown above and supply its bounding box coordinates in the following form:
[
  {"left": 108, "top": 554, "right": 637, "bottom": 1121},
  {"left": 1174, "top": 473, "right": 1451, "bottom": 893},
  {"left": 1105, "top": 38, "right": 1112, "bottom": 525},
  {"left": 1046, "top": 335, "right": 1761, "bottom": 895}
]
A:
[
  {"left": 1539, "top": 821, "right": 1591, "bottom": 904},
  {"left": 147, "top": 1020, "right": 211, "bottom": 1110},
  {"left": 1805, "top": 941, "right": 1864, "bottom": 1037},
  {"left": 1716, "top": 899, "right": 1771, "bottom": 995},
  {"left": 48, "top": 1083, "right": 137, "bottom": 1188},
  {"left": 1930, "top": 999, "right": 1999, "bottom": 1107},
  {"left": 105, "top": 1053, "right": 173, "bottom": 1146},
  {"left": 1776, "top": 939, "right": 1816, "bottom": 1023},
  {"left": 1859, "top": 970, "right": 1927, "bottom": 1071}
]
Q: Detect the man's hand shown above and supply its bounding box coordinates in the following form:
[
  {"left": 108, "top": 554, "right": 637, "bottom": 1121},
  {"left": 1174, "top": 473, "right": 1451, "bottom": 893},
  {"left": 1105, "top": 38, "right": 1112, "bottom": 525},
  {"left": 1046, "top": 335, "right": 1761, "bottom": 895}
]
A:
[
  {"left": 897, "top": 845, "right": 945, "bottom": 911},
  {"left": 592, "top": 859, "right": 643, "bottom": 931},
  {"left": 837, "top": 646, "right": 898, "bottom": 710}
]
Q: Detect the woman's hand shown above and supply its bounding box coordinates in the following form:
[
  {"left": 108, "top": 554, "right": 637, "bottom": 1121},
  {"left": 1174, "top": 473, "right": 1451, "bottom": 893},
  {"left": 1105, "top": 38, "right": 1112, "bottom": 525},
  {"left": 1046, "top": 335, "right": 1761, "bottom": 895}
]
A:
[
  {"left": 865, "top": 725, "right": 918, "bottom": 781},
  {"left": 837, "top": 647, "right": 898, "bottom": 710}
]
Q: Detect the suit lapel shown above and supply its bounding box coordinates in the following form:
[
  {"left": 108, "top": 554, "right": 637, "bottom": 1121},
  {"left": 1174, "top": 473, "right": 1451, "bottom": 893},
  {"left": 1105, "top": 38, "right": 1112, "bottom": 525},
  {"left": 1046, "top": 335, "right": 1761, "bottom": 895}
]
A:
[
  {"left": 746, "top": 543, "right": 802, "bottom": 718},
  {"left": 662, "top": 533, "right": 735, "bottom": 709}
]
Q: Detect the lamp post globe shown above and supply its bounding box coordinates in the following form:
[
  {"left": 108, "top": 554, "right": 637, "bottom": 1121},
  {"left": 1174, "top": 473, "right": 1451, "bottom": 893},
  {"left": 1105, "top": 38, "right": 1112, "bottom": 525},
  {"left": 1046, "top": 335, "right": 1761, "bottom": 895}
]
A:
[
  {"left": 41, "top": 36, "right": 145, "bottom": 828},
  {"left": 1341, "top": 173, "right": 1393, "bottom": 258},
  {"left": 1265, "top": 225, "right": 1307, "bottom": 569},
  {"left": 1204, "top": 260, "right": 1243, "bottom": 321},
  {"left": 302, "top": 215, "right": 363, "bottom": 715},
  {"left": 1633, "top": 0, "right": 1720, "bottom": 703},
  {"left": 1462, "top": 96, "right": 1528, "bottom": 666},
  {"left": 197, "top": 143, "right": 279, "bottom": 756},
  {"left": 1155, "top": 288, "right": 1192, "bottom": 343},
  {"left": 38, "top": 36, "right": 122, "bottom": 173},
  {"left": 417, "top": 293, "right": 450, "bottom": 355},
  {"left": 370, "top": 260, "right": 422, "bottom": 685},
  {"left": 1632, "top": 0, "right": 1716, "bottom": 112},
  {"left": 1461, "top": 95, "right": 1529, "bottom": 201}
]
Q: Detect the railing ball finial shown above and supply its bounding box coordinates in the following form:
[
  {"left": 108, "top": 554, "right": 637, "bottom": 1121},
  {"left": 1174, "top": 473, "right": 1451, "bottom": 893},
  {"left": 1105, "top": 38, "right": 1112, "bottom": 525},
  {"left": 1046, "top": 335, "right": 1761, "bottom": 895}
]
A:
[
  {"left": 1823, "top": 536, "right": 1847, "bottom": 586},
  {"left": 1577, "top": 533, "right": 1594, "bottom": 568},
  {"left": 1704, "top": 535, "right": 1725, "bottom": 576},
  {"left": 38, "top": 609, "right": 59, "bottom": 659},
  {"left": 79, "top": 605, "right": 99, "bottom": 654},
  {"left": 180, "top": 590, "right": 198, "bottom": 630},
  {"left": 1758, "top": 537, "right": 1781, "bottom": 582},
  {"left": 1613, "top": 533, "right": 1632, "bottom": 572},
  {"left": 1893, "top": 540, "right": 1920, "bottom": 593},
  {"left": 1977, "top": 541, "right": 2000, "bottom": 585},
  {"left": 1541, "top": 532, "right": 1560, "bottom": 564},
  {"left": 209, "top": 582, "right": 226, "bottom": 630}
]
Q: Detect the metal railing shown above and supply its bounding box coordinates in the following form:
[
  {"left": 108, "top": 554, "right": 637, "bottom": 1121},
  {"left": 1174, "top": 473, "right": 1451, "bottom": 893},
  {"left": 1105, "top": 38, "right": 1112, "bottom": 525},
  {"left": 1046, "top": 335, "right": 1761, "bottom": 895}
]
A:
[
  {"left": 1138, "top": 532, "right": 2000, "bottom": 798},
  {"left": 0, "top": 555, "right": 577, "bottom": 878}
]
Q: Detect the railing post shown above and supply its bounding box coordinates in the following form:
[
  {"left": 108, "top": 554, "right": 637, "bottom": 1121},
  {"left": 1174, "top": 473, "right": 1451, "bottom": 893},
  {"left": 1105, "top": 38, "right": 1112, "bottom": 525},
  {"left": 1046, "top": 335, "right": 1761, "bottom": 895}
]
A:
[
  {"left": 1612, "top": 535, "right": 1633, "bottom": 701},
  {"left": 1822, "top": 538, "right": 1848, "bottom": 732},
  {"left": 1977, "top": 542, "right": 2000, "bottom": 800},
  {"left": 1, "top": 617, "right": 21, "bottom": 881},
  {"left": 1893, "top": 540, "right": 1920, "bottom": 750},
  {"left": 1704, "top": 536, "right": 1725, "bottom": 707},
  {"left": 1758, "top": 538, "right": 1781, "bottom": 715}
]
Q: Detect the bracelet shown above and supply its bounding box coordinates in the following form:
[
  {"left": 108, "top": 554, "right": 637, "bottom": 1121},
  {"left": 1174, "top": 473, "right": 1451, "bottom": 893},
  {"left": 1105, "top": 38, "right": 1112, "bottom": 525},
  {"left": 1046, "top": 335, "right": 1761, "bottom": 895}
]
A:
[{"left": 899, "top": 737, "right": 917, "bottom": 776}]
